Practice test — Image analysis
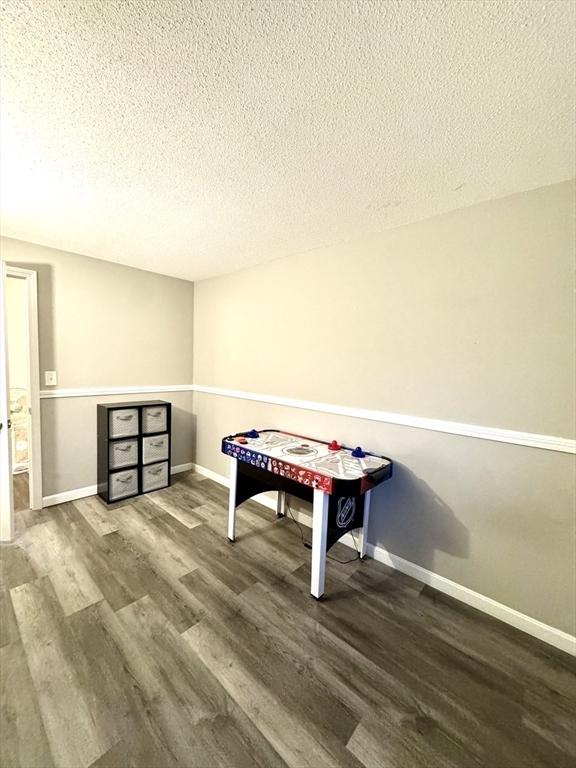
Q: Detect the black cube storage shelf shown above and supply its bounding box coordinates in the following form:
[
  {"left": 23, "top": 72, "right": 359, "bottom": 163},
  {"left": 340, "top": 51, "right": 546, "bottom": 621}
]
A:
[{"left": 97, "top": 400, "right": 172, "bottom": 504}]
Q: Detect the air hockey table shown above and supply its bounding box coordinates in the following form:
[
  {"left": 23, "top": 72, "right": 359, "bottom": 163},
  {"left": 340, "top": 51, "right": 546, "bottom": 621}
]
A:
[{"left": 222, "top": 429, "right": 393, "bottom": 599}]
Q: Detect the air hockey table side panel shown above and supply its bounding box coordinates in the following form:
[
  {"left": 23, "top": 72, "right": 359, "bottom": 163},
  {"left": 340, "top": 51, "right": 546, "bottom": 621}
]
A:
[{"left": 222, "top": 433, "right": 334, "bottom": 492}]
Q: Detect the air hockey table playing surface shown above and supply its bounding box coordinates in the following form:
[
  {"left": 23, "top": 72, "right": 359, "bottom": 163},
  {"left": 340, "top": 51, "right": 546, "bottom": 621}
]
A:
[{"left": 222, "top": 429, "right": 392, "bottom": 494}]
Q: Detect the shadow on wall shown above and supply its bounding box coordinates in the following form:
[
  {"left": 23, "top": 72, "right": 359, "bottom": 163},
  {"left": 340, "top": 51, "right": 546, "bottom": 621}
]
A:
[{"left": 370, "top": 463, "right": 470, "bottom": 574}]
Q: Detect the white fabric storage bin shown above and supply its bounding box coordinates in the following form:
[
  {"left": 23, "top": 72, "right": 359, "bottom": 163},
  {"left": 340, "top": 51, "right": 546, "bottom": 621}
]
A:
[
  {"left": 142, "top": 461, "right": 169, "bottom": 492},
  {"left": 109, "top": 439, "right": 138, "bottom": 469},
  {"left": 109, "top": 408, "right": 139, "bottom": 438},
  {"left": 109, "top": 468, "right": 138, "bottom": 500},
  {"left": 142, "top": 405, "right": 167, "bottom": 434},
  {"left": 142, "top": 433, "right": 169, "bottom": 465}
]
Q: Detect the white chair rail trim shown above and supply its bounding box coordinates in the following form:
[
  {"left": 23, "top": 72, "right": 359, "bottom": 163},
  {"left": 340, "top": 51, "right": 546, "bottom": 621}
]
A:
[
  {"left": 39, "top": 384, "right": 575, "bottom": 454},
  {"left": 39, "top": 384, "right": 195, "bottom": 399}
]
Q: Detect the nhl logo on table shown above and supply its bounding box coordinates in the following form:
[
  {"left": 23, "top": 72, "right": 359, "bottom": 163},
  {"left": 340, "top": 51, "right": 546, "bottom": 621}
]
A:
[{"left": 336, "top": 497, "right": 355, "bottom": 528}]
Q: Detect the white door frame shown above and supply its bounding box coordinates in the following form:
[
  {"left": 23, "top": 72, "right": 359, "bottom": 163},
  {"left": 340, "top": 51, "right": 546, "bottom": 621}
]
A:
[
  {"left": 5, "top": 265, "right": 43, "bottom": 515},
  {"left": 0, "top": 260, "right": 15, "bottom": 540}
]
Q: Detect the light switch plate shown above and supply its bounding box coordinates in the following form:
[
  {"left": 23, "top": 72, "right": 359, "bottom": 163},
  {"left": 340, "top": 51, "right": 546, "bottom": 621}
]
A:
[{"left": 44, "top": 371, "right": 57, "bottom": 386}]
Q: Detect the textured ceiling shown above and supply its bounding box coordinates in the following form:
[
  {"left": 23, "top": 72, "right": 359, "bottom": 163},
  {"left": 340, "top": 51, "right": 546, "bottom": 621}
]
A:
[{"left": 1, "top": 0, "right": 574, "bottom": 281}]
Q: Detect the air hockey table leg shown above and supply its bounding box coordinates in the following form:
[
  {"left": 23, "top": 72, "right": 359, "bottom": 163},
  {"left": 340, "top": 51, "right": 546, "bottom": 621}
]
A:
[
  {"left": 310, "top": 489, "right": 329, "bottom": 599},
  {"left": 359, "top": 489, "right": 372, "bottom": 559},
  {"left": 227, "top": 457, "right": 238, "bottom": 542},
  {"left": 276, "top": 491, "right": 286, "bottom": 517}
]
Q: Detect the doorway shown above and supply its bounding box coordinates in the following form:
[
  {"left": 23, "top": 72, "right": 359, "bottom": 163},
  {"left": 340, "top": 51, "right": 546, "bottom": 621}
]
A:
[{"left": 0, "top": 263, "right": 42, "bottom": 541}]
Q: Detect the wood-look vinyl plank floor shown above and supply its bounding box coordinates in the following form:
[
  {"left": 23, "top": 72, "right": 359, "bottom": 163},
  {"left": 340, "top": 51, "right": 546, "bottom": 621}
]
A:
[
  {"left": 0, "top": 638, "right": 55, "bottom": 768},
  {"left": 10, "top": 577, "right": 117, "bottom": 768},
  {"left": 19, "top": 518, "right": 105, "bottom": 616},
  {"left": 0, "top": 471, "right": 574, "bottom": 768}
]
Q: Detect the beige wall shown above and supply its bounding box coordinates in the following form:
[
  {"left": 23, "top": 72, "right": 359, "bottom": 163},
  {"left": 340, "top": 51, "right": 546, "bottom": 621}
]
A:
[
  {"left": 194, "top": 180, "right": 575, "bottom": 437},
  {"left": 2, "top": 237, "right": 194, "bottom": 387},
  {"left": 192, "top": 181, "right": 576, "bottom": 635},
  {"left": 1, "top": 237, "right": 195, "bottom": 496}
]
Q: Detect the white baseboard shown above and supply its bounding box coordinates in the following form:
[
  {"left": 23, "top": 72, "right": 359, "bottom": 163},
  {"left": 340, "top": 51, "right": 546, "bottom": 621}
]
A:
[
  {"left": 171, "top": 462, "right": 194, "bottom": 474},
  {"left": 193, "top": 463, "right": 576, "bottom": 656},
  {"left": 189, "top": 463, "right": 231, "bottom": 486},
  {"left": 42, "top": 484, "right": 99, "bottom": 507},
  {"left": 41, "top": 462, "right": 194, "bottom": 508}
]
